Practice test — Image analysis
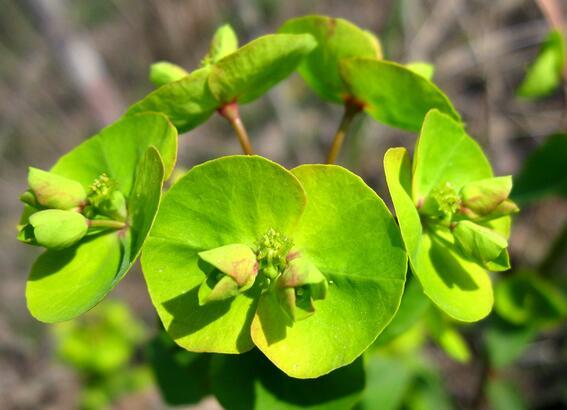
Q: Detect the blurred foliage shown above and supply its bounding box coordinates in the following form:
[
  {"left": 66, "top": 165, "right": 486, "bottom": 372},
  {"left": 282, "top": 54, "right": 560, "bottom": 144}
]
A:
[{"left": 52, "top": 300, "right": 151, "bottom": 409}]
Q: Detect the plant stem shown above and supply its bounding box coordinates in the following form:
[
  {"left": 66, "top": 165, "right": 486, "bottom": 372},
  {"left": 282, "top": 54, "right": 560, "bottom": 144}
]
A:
[
  {"left": 88, "top": 219, "right": 127, "bottom": 230},
  {"left": 326, "top": 100, "right": 362, "bottom": 164},
  {"left": 218, "top": 102, "right": 254, "bottom": 155}
]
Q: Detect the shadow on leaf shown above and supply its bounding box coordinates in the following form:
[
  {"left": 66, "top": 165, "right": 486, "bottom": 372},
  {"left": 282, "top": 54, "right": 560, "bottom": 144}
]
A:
[{"left": 428, "top": 233, "right": 478, "bottom": 291}]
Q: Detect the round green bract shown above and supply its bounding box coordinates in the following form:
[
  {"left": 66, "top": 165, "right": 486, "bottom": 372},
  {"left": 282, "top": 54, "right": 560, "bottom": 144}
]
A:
[
  {"left": 252, "top": 164, "right": 407, "bottom": 378},
  {"left": 26, "top": 114, "right": 177, "bottom": 323},
  {"left": 278, "top": 15, "right": 382, "bottom": 103},
  {"left": 142, "top": 156, "right": 407, "bottom": 378},
  {"left": 142, "top": 156, "right": 306, "bottom": 354},
  {"left": 384, "top": 110, "right": 510, "bottom": 322},
  {"left": 340, "top": 58, "right": 460, "bottom": 131}
]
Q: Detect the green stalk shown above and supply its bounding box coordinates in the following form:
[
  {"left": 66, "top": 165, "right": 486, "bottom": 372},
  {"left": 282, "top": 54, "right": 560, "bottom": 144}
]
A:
[
  {"left": 218, "top": 102, "right": 254, "bottom": 155},
  {"left": 326, "top": 100, "right": 362, "bottom": 164},
  {"left": 88, "top": 219, "right": 127, "bottom": 230}
]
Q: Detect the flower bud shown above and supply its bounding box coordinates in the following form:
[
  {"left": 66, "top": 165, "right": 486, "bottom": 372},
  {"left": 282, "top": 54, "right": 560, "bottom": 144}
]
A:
[
  {"left": 19, "top": 209, "right": 88, "bottom": 250},
  {"left": 459, "top": 176, "right": 513, "bottom": 218},
  {"left": 149, "top": 62, "right": 189, "bottom": 87},
  {"left": 197, "top": 243, "right": 258, "bottom": 305},
  {"left": 276, "top": 254, "right": 328, "bottom": 321},
  {"left": 452, "top": 220, "right": 510, "bottom": 271},
  {"left": 28, "top": 167, "right": 87, "bottom": 210},
  {"left": 201, "top": 24, "right": 238, "bottom": 66}
]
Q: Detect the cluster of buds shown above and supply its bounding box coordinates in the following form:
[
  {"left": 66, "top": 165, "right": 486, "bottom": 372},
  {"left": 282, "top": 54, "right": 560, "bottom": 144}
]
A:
[
  {"left": 85, "top": 174, "right": 127, "bottom": 222},
  {"left": 255, "top": 228, "right": 294, "bottom": 279},
  {"left": 18, "top": 168, "right": 127, "bottom": 250},
  {"left": 197, "top": 228, "right": 328, "bottom": 322},
  {"left": 420, "top": 176, "right": 519, "bottom": 271}
]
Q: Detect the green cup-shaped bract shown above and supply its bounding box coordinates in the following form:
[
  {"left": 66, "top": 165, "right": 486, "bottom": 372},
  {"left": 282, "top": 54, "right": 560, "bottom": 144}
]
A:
[
  {"left": 28, "top": 167, "right": 87, "bottom": 210},
  {"left": 384, "top": 109, "right": 513, "bottom": 322},
  {"left": 278, "top": 15, "right": 382, "bottom": 103},
  {"left": 142, "top": 155, "right": 407, "bottom": 378},
  {"left": 26, "top": 209, "right": 88, "bottom": 250},
  {"left": 197, "top": 243, "right": 259, "bottom": 305},
  {"left": 453, "top": 220, "right": 510, "bottom": 271},
  {"left": 276, "top": 255, "right": 328, "bottom": 321},
  {"left": 150, "top": 62, "right": 190, "bottom": 87},
  {"left": 24, "top": 113, "right": 178, "bottom": 323},
  {"left": 460, "top": 176, "right": 515, "bottom": 218}
]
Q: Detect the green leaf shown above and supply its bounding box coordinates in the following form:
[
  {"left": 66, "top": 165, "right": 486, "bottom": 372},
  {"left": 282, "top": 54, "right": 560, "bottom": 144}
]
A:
[
  {"left": 208, "top": 33, "right": 317, "bottom": 104},
  {"left": 484, "top": 315, "right": 537, "bottom": 369},
  {"left": 251, "top": 164, "right": 407, "bottom": 378},
  {"left": 340, "top": 59, "right": 460, "bottom": 131},
  {"left": 278, "top": 15, "right": 382, "bottom": 103},
  {"left": 211, "top": 349, "right": 364, "bottom": 410},
  {"left": 24, "top": 115, "right": 176, "bottom": 323},
  {"left": 53, "top": 300, "right": 145, "bottom": 374},
  {"left": 121, "top": 146, "right": 166, "bottom": 281},
  {"left": 126, "top": 67, "right": 218, "bottom": 133},
  {"left": 404, "top": 363, "right": 453, "bottom": 410},
  {"left": 384, "top": 144, "right": 494, "bottom": 322},
  {"left": 146, "top": 330, "right": 211, "bottom": 405},
  {"left": 376, "top": 274, "right": 431, "bottom": 345},
  {"left": 357, "top": 354, "right": 415, "bottom": 410},
  {"left": 487, "top": 379, "right": 527, "bottom": 410},
  {"left": 406, "top": 62, "right": 435, "bottom": 80},
  {"left": 494, "top": 271, "right": 567, "bottom": 326},
  {"left": 512, "top": 133, "right": 567, "bottom": 202},
  {"left": 27, "top": 233, "right": 122, "bottom": 323},
  {"left": 517, "top": 30, "right": 565, "bottom": 99},
  {"left": 149, "top": 61, "right": 190, "bottom": 87},
  {"left": 142, "top": 156, "right": 306, "bottom": 354},
  {"left": 412, "top": 110, "right": 492, "bottom": 202},
  {"left": 202, "top": 24, "right": 238, "bottom": 65},
  {"left": 51, "top": 113, "right": 177, "bottom": 188},
  {"left": 425, "top": 309, "right": 471, "bottom": 363}
]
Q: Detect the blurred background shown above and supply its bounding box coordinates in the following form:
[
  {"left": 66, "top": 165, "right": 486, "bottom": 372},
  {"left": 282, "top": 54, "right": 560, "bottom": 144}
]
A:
[{"left": 1, "top": 0, "right": 566, "bottom": 409}]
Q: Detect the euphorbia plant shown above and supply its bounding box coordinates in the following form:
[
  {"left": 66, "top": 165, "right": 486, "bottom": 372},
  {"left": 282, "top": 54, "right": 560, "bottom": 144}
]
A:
[
  {"left": 19, "top": 113, "right": 177, "bottom": 322},
  {"left": 16, "top": 13, "right": 526, "bottom": 408},
  {"left": 141, "top": 155, "right": 407, "bottom": 378},
  {"left": 384, "top": 109, "right": 517, "bottom": 322}
]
